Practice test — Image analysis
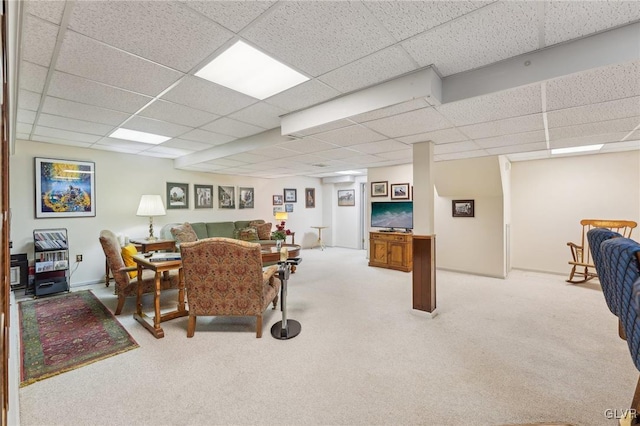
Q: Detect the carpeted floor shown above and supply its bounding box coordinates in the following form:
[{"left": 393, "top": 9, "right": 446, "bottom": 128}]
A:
[{"left": 18, "top": 290, "right": 138, "bottom": 387}]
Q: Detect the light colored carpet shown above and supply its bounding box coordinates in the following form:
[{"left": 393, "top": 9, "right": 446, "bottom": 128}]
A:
[{"left": 18, "top": 247, "right": 637, "bottom": 425}]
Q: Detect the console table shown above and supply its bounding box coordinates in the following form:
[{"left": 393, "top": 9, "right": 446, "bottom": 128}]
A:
[{"left": 369, "top": 231, "right": 413, "bottom": 272}]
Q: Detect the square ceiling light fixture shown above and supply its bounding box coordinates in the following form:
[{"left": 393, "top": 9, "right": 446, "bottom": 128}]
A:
[
  {"left": 551, "top": 144, "right": 604, "bottom": 155},
  {"left": 110, "top": 128, "right": 171, "bottom": 144},
  {"left": 195, "top": 41, "right": 309, "bottom": 100}
]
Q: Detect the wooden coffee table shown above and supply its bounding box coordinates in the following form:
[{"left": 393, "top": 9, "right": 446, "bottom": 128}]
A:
[{"left": 260, "top": 243, "right": 301, "bottom": 272}]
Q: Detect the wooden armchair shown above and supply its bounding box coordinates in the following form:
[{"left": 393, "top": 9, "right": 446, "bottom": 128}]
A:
[
  {"left": 180, "top": 237, "right": 281, "bottom": 338},
  {"left": 566, "top": 219, "right": 637, "bottom": 284}
]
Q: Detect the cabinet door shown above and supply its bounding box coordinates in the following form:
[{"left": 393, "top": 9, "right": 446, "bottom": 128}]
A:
[
  {"left": 371, "top": 239, "right": 388, "bottom": 264},
  {"left": 388, "top": 242, "right": 407, "bottom": 269}
]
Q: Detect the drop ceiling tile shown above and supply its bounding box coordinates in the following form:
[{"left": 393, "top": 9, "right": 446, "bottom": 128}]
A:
[
  {"left": 437, "top": 150, "right": 488, "bottom": 161},
  {"left": 546, "top": 61, "right": 640, "bottom": 111},
  {"left": 68, "top": 1, "right": 234, "bottom": 72},
  {"left": 397, "top": 128, "right": 468, "bottom": 145},
  {"left": 315, "top": 148, "right": 362, "bottom": 160},
  {"left": 179, "top": 129, "right": 235, "bottom": 145},
  {"left": 16, "top": 133, "right": 30, "bottom": 140},
  {"left": 402, "top": 2, "right": 538, "bottom": 76},
  {"left": 201, "top": 117, "right": 265, "bottom": 138},
  {"left": 474, "top": 130, "right": 547, "bottom": 149},
  {"left": 375, "top": 148, "right": 413, "bottom": 161},
  {"left": 223, "top": 152, "right": 268, "bottom": 163},
  {"left": 434, "top": 140, "right": 482, "bottom": 155},
  {"left": 21, "top": 15, "right": 58, "bottom": 67},
  {"left": 549, "top": 116, "right": 639, "bottom": 140},
  {"left": 276, "top": 138, "right": 338, "bottom": 154},
  {"left": 92, "top": 144, "right": 145, "bottom": 155},
  {"left": 242, "top": 1, "right": 396, "bottom": 76},
  {"left": 228, "top": 102, "right": 288, "bottom": 130},
  {"left": 365, "top": 1, "right": 491, "bottom": 41},
  {"left": 344, "top": 154, "right": 387, "bottom": 165},
  {"left": 349, "top": 140, "right": 409, "bottom": 154},
  {"left": 25, "top": 0, "right": 65, "bottom": 25},
  {"left": 33, "top": 126, "right": 101, "bottom": 143},
  {"left": 437, "top": 85, "right": 542, "bottom": 126},
  {"left": 137, "top": 99, "right": 218, "bottom": 128},
  {"left": 181, "top": 1, "right": 275, "bottom": 32},
  {"left": 48, "top": 72, "right": 152, "bottom": 113},
  {"left": 42, "top": 97, "right": 131, "bottom": 126},
  {"left": 363, "top": 108, "right": 452, "bottom": 138},
  {"left": 349, "top": 98, "right": 429, "bottom": 123},
  {"left": 16, "top": 123, "right": 33, "bottom": 134},
  {"left": 37, "top": 113, "right": 114, "bottom": 136},
  {"left": 160, "top": 138, "right": 214, "bottom": 152},
  {"left": 545, "top": 1, "right": 640, "bottom": 47},
  {"left": 264, "top": 79, "right": 341, "bottom": 112},
  {"left": 313, "top": 124, "right": 387, "bottom": 146},
  {"left": 56, "top": 31, "right": 183, "bottom": 96},
  {"left": 547, "top": 97, "right": 640, "bottom": 128},
  {"left": 240, "top": 162, "right": 279, "bottom": 172},
  {"left": 122, "top": 116, "right": 193, "bottom": 138},
  {"left": 143, "top": 145, "right": 194, "bottom": 157},
  {"left": 244, "top": 146, "right": 300, "bottom": 159},
  {"left": 17, "top": 90, "right": 41, "bottom": 111},
  {"left": 550, "top": 132, "right": 630, "bottom": 149},
  {"left": 319, "top": 46, "right": 417, "bottom": 94},
  {"left": 290, "top": 119, "right": 354, "bottom": 137},
  {"left": 286, "top": 153, "right": 334, "bottom": 165},
  {"left": 205, "top": 158, "right": 247, "bottom": 167},
  {"left": 96, "top": 137, "right": 151, "bottom": 151},
  {"left": 457, "top": 114, "right": 544, "bottom": 139},
  {"left": 19, "top": 61, "right": 48, "bottom": 93},
  {"left": 17, "top": 110, "right": 37, "bottom": 124},
  {"left": 31, "top": 135, "right": 93, "bottom": 149},
  {"left": 485, "top": 142, "right": 548, "bottom": 155},
  {"left": 505, "top": 150, "right": 551, "bottom": 162},
  {"left": 163, "top": 76, "right": 257, "bottom": 116},
  {"left": 138, "top": 150, "right": 182, "bottom": 159}
]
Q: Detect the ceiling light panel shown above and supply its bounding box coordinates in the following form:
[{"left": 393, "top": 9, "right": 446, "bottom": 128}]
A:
[
  {"left": 109, "top": 128, "right": 171, "bottom": 144},
  {"left": 551, "top": 144, "right": 604, "bottom": 155}
]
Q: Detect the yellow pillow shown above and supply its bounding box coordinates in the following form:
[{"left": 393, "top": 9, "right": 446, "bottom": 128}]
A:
[{"left": 121, "top": 244, "right": 138, "bottom": 279}]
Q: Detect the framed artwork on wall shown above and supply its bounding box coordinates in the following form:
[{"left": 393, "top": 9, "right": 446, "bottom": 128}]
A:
[
  {"left": 273, "top": 194, "right": 283, "bottom": 205},
  {"left": 194, "top": 184, "right": 213, "bottom": 209},
  {"left": 452, "top": 199, "right": 474, "bottom": 217},
  {"left": 284, "top": 188, "right": 297, "bottom": 203},
  {"left": 35, "top": 157, "right": 96, "bottom": 218},
  {"left": 305, "top": 188, "right": 315, "bottom": 208},
  {"left": 218, "top": 185, "right": 235, "bottom": 209},
  {"left": 273, "top": 206, "right": 284, "bottom": 215},
  {"left": 166, "top": 182, "right": 189, "bottom": 209},
  {"left": 285, "top": 203, "right": 293, "bottom": 212},
  {"left": 371, "top": 181, "right": 388, "bottom": 197},
  {"left": 239, "top": 187, "right": 254, "bottom": 209},
  {"left": 337, "top": 189, "right": 355, "bottom": 206},
  {"left": 390, "top": 183, "right": 410, "bottom": 200}
]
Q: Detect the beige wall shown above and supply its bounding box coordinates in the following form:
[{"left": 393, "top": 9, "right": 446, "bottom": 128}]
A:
[
  {"left": 511, "top": 150, "right": 640, "bottom": 275},
  {"left": 10, "top": 140, "right": 324, "bottom": 286}
]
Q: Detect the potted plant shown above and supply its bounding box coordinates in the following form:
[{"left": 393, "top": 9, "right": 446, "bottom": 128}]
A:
[{"left": 271, "top": 230, "right": 287, "bottom": 241}]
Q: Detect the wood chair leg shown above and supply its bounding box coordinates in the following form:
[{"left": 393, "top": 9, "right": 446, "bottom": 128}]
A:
[
  {"left": 256, "top": 315, "right": 262, "bottom": 338},
  {"left": 114, "top": 295, "right": 125, "bottom": 315},
  {"left": 187, "top": 315, "right": 196, "bottom": 338}
]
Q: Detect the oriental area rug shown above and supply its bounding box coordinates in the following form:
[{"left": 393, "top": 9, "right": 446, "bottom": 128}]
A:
[{"left": 19, "top": 290, "right": 138, "bottom": 387}]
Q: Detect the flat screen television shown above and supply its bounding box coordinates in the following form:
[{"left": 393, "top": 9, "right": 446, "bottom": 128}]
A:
[{"left": 370, "top": 201, "right": 413, "bottom": 231}]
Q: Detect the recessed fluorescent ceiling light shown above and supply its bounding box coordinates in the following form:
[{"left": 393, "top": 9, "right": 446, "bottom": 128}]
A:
[
  {"left": 195, "top": 41, "right": 309, "bottom": 100},
  {"left": 336, "top": 170, "right": 362, "bottom": 174},
  {"left": 551, "top": 144, "right": 604, "bottom": 155},
  {"left": 110, "top": 128, "right": 171, "bottom": 144}
]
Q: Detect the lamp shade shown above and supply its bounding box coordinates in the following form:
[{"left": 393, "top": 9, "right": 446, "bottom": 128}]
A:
[
  {"left": 136, "top": 195, "right": 166, "bottom": 217},
  {"left": 274, "top": 212, "right": 288, "bottom": 221}
]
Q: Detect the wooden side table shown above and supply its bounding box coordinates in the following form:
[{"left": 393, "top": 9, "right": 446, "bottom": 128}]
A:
[
  {"left": 105, "top": 238, "right": 176, "bottom": 287},
  {"left": 311, "top": 226, "right": 328, "bottom": 250}
]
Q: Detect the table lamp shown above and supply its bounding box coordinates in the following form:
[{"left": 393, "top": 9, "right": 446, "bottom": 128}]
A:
[
  {"left": 275, "top": 211, "right": 288, "bottom": 231},
  {"left": 136, "top": 194, "right": 166, "bottom": 241}
]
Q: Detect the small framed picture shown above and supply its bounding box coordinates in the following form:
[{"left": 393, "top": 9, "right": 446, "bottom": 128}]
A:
[
  {"left": 452, "top": 199, "right": 474, "bottom": 217},
  {"left": 390, "top": 183, "right": 410, "bottom": 200},
  {"left": 194, "top": 184, "right": 213, "bottom": 209},
  {"left": 239, "top": 187, "right": 254, "bottom": 209},
  {"left": 166, "top": 182, "right": 189, "bottom": 209},
  {"left": 273, "top": 206, "right": 284, "bottom": 215},
  {"left": 371, "top": 181, "right": 388, "bottom": 197},
  {"left": 305, "top": 188, "right": 315, "bottom": 208},
  {"left": 284, "top": 188, "right": 297, "bottom": 202},
  {"left": 337, "top": 189, "right": 355, "bottom": 206},
  {"left": 273, "top": 194, "right": 283, "bottom": 205},
  {"left": 285, "top": 203, "right": 293, "bottom": 212},
  {"left": 218, "top": 185, "right": 235, "bottom": 209}
]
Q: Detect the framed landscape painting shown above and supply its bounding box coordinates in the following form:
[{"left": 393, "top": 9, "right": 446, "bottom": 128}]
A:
[
  {"left": 371, "top": 181, "right": 388, "bottom": 197},
  {"left": 337, "top": 189, "right": 355, "bottom": 206},
  {"left": 194, "top": 184, "right": 213, "bottom": 209},
  {"left": 35, "top": 157, "right": 96, "bottom": 218},
  {"left": 452, "top": 199, "right": 474, "bottom": 217},
  {"left": 239, "top": 187, "right": 254, "bottom": 209},
  {"left": 390, "top": 183, "right": 410, "bottom": 200},
  {"left": 166, "top": 182, "right": 189, "bottom": 209},
  {"left": 218, "top": 185, "right": 235, "bottom": 209}
]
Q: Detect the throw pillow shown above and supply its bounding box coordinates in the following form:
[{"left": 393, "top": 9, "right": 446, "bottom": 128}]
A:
[
  {"left": 121, "top": 244, "right": 138, "bottom": 279},
  {"left": 171, "top": 222, "right": 198, "bottom": 244},
  {"left": 238, "top": 227, "right": 259, "bottom": 242},
  {"left": 253, "top": 222, "right": 272, "bottom": 240}
]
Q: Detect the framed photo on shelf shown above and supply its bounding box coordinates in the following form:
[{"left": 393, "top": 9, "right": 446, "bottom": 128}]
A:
[
  {"left": 371, "top": 181, "right": 388, "bottom": 197},
  {"left": 166, "top": 182, "right": 189, "bottom": 209},
  {"left": 284, "top": 188, "right": 297, "bottom": 203},
  {"left": 35, "top": 157, "right": 96, "bottom": 218},
  {"left": 305, "top": 188, "right": 315, "bottom": 208},
  {"left": 273, "top": 194, "right": 283, "bottom": 205},
  {"left": 452, "top": 199, "right": 474, "bottom": 217},
  {"left": 218, "top": 185, "right": 235, "bottom": 209},
  {"left": 390, "top": 183, "right": 410, "bottom": 200},
  {"left": 337, "top": 189, "right": 355, "bottom": 206},
  {"left": 239, "top": 187, "right": 254, "bottom": 209},
  {"left": 194, "top": 184, "right": 213, "bottom": 209}
]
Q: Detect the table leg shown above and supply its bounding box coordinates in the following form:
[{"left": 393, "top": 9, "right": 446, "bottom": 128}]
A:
[
  {"left": 153, "top": 271, "right": 162, "bottom": 334},
  {"left": 133, "top": 266, "right": 166, "bottom": 338},
  {"left": 105, "top": 259, "right": 110, "bottom": 287}
]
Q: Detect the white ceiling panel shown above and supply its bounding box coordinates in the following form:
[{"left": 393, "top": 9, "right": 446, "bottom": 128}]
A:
[
  {"left": 25, "top": 0, "right": 66, "bottom": 25},
  {"left": 344, "top": 154, "right": 387, "bottom": 165},
  {"left": 138, "top": 99, "right": 219, "bottom": 128},
  {"left": 546, "top": 61, "right": 640, "bottom": 111},
  {"left": 434, "top": 140, "right": 482, "bottom": 155},
  {"left": 349, "top": 140, "right": 409, "bottom": 154},
  {"left": 276, "top": 138, "right": 338, "bottom": 154},
  {"left": 223, "top": 152, "right": 269, "bottom": 164},
  {"left": 17, "top": 90, "right": 41, "bottom": 111},
  {"left": 286, "top": 153, "right": 336, "bottom": 165},
  {"left": 121, "top": 116, "right": 193, "bottom": 138},
  {"left": 290, "top": 119, "right": 354, "bottom": 137},
  {"left": 312, "top": 124, "right": 387, "bottom": 146},
  {"left": 243, "top": 146, "right": 300, "bottom": 159},
  {"left": 350, "top": 98, "right": 430, "bottom": 124},
  {"left": 91, "top": 144, "right": 146, "bottom": 155},
  {"left": 457, "top": 114, "right": 544, "bottom": 139},
  {"left": 547, "top": 97, "right": 640, "bottom": 128},
  {"left": 228, "top": 102, "right": 288, "bottom": 130},
  {"left": 181, "top": 1, "right": 276, "bottom": 33},
  {"left": 33, "top": 126, "right": 101, "bottom": 143},
  {"left": 364, "top": 1, "right": 491, "bottom": 42},
  {"left": 402, "top": 2, "right": 539, "bottom": 76},
  {"left": 56, "top": 31, "right": 183, "bottom": 97},
  {"left": 437, "top": 85, "right": 543, "bottom": 126},
  {"left": 19, "top": 61, "right": 48, "bottom": 93},
  {"left": 549, "top": 132, "right": 630, "bottom": 149},
  {"left": 142, "top": 145, "right": 195, "bottom": 157},
  {"left": 16, "top": 133, "right": 30, "bottom": 140},
  {"left": 264, "top": 79, "right": 341, "bottom": 112},
  {"left": 474, "top": 130, "right": 547, "bottom": 149},
  {"left": 17, "top": 109, "right": 37, "bottom": 124},
  {"left": 201, "top": 117, "right": 265, "bottom": 138},
  {"left": 204, "top": 158, "right": 247, "bottom": 167},
  {"left": 437, "top": 150, "right": 489, "bottom": 161},
  {"left": 363, "top": 108, "right": 452, "bottom": 138},
  {"left": 319, "top": 46, "right": 417, "bottom": 94},
  {"left": 374, "top": 149, "right": 413, "bottom": 161},
  {"left": 31, "top": 135, "right": 93, "bottom": 149},
  {"left": 47, "top": 72, "right": 152, "bottom": 113},
  {"left": 550, "top": 116, "right": 639, "bottom": 141},
  {"left": 162, "top": 76, "right": 257, "bottom": 116},
  {"left": 601, "top": 139, "right": 640, "bottom": 153},
  {"left": 315, "top": 148, "right": 362, "bottom": 160},
  {"left": 42, "top": 97, "right": 131, "bottom": 126},
  {"left": 37, "top": 113, "right": 114, "bottom": 136},
  {"left": 68, "top": 1, "right": 234, "bottom": 72},
  {"left": 179, "top": 129, "right": 235, "bottom": 145},
  {"left": 160, "top": 138, "right": 216, "bottom": 152},
  {"left": 242, "top": 1, "right": 395, "bottom": 76},
  {"left": 506, "top": 150, "right": 551, "bottom": 162},
  {"left": 16, "top": 123, "right": 33, "bottom": 134},
  {"left": 96, "top": 137, "right": 152, "bottom": 151},
  {"left": 21, "top": 15, "right": 58, "bottom": 67},
  {"left": 486, "top": 142, "right": 548, "bottom": 156},
  {"left": 544, "top": 1, "right": 640, "bottom": 47},
  {"left": 397, "top": 128, "right": 468, "bottom": 145}
]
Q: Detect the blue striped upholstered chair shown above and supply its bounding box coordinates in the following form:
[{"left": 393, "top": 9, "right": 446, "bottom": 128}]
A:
[{"left": 587, "top": 228, "right": 622, "bottom": 316}]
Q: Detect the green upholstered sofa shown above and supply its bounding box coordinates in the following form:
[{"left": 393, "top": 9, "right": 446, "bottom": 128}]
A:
[{"left": 159, "top": 220, "right": 272, "bottom": 245}]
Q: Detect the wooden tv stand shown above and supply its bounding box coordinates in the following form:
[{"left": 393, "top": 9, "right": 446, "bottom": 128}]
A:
[{"left": 369, "top": 231, "right": 413, "bottom": 272}]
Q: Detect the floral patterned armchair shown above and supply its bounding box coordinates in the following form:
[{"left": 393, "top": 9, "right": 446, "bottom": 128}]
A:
[
  {"left": 99, "top": 230, "right": 181, "bottom": 315},
  {"left": 180, "top": 237, "right": 280, "bottom": 338}
]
